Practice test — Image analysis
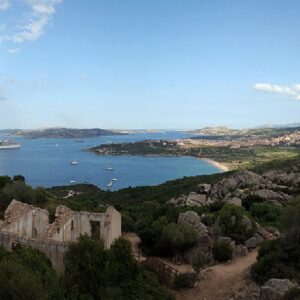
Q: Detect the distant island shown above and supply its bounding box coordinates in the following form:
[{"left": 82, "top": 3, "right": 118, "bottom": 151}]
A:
[{"left": 0, "top": 128, "right": 127, "bottom": 139}]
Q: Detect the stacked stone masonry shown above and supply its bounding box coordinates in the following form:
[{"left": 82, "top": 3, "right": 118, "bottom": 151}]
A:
[{"left": 0, "top": 200, "right": 121, "bottom": 273}]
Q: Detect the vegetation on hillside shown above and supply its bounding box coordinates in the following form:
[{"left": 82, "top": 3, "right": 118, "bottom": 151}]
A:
[{"left": 251, "top": 197, "right": 300, "bottom": 284}]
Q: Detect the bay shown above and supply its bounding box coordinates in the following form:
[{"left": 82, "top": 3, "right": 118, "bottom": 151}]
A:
[{"left": 0, "top": 131, "right": 221, "bottom": 190}]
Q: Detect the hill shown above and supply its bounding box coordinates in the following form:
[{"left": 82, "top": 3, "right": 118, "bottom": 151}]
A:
[{"left": 15, "top": 128, "right": 126, "bottom": 139}]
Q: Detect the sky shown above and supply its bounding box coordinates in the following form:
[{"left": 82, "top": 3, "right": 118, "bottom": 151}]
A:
[{"left": 0, "top": 0, "right": 300, "bottom": 129}]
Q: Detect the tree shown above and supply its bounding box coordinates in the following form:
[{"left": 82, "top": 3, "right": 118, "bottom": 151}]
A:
[
  {"left": 192, "top": 253, "right": 205, "bottom": 274},
  {"left": 217, "top": 204, "right": 253, "bottom": 243},
  {"left": 13, "top": 175, "right": 25, "bottom": 182},
  {"left": 64, "top": 236, "right": 174, "bottom": 300},
  {"left": 0, "top": 245, "right": 64, "bottom": 300},
  {"left": 159, "top": 223, "right": 197, "bottom": 259},
  {"left": 0, "top": 176, "right": 11, "bottom": 189},
  {"left": 64, "top": 235, "right": 108, "bottom": 300},
  {"left": 212, "top": 241, "right": 233, "bottom": 262}
]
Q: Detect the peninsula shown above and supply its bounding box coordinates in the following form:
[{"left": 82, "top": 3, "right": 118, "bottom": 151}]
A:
[
  {"left": 11, "top": 128, "right": 126, "bottom": 139},
  {"left": 89, "top": 126, "right": 300, "bottom": 170}
]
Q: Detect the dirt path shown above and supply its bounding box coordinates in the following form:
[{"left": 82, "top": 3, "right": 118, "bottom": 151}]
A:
[{"left": 176, "top": 250, "right": 258, "bottom": 300}]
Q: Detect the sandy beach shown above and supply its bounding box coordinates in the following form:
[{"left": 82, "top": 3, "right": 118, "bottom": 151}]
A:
[{"left": 201, "top": 158, "right": 230, "bottom": 172}]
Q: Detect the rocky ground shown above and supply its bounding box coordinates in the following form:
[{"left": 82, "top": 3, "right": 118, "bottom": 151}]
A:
[{"left": 175, "top": 250, "right": 258, "bottom": 300}]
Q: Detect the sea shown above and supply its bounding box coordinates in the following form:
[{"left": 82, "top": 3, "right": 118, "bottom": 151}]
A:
[{"left": 0, "top": 131, "right": 221, "bottom": 190}]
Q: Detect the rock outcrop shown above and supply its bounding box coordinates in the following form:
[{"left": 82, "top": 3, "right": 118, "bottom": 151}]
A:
[{"left": 260, "top": 278, "right": 297, "bottom": 300}]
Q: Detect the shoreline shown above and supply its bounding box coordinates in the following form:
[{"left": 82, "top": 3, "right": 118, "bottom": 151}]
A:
[
  {"left": 90, "top": 149, "right": 230, "bottom": 172},
  {"left": 200, "top": 158, "right": 230, "bottom": 172}
]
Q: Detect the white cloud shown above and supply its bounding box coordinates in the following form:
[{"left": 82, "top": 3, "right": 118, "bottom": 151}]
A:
[
  {"left": 254, "top": 83, "right": 300, "bottom": 100},
  {"left": 0, "top": 0, "right": 63, "bottom": 44},
  {"left": 8, "top": 47, "right": 20, "bottom": 53},
  {"left": 0, "top": 0, "right": 10, "bottom": 11}
]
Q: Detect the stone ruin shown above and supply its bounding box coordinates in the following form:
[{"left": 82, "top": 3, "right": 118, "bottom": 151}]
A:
[{"left": 0, "top": 200, "right": 121, "bottom": 273}]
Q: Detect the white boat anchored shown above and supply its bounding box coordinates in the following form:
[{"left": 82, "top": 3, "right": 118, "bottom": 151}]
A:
[
  {"left": 106, "top": 181, "right": 113, "bottom": 188},
  {"left": 70, "top": 161, "right": 79, "bottom": 165},
  {"left": 105, "top": 166, "right": 114, "bottom": 171},
  {"left": 0, "top": 140, "right": 21, "bottom": 150}
]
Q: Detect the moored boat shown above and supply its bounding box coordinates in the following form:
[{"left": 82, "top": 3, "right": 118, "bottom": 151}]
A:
[{"left": 0, "top": 140, "right": 21, "bottom": 150}]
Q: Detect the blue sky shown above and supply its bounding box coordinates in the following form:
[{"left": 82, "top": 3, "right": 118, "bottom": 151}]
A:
[{"left": 0, "top": 0, "right": 300, "bottom": 129}]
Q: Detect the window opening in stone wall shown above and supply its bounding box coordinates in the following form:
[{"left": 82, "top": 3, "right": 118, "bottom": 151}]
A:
[{"left": 90, "top": 221, "right": 100, "bottom": 240}]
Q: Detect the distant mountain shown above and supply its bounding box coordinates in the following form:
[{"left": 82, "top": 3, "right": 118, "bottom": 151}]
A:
[
  {"left": 185, "top": 126, "right": 241, "bottom": 136},
  {"left": 15, "top": 128, "right": 126, "bottom": 139},
  {"left": 258, "top": 122, "right": 300, "bottom": 129},
  {"left": 185, "top": 125, "right": 300, "bottom": 137}
]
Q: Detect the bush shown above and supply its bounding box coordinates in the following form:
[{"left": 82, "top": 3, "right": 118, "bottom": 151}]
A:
[
  {"left": 0, "top": 245, "right": 64, "bottom": 300},
  {"left": 212, "top": 241, "right": 233, "bottom": 262},
  {"left": 192, "top": 253, "right": 205, "bottom": 274},
  {"left": 64, "top": 236, "right": 174, "bottom": 300},
  {"left": 242, "top": 194, "right": 264, "bottom": 210},
  {"left": 157, "top": 223, "right": 197, "bottom": 258},
  {"left": 217, "top": 204, "right": 253, "bottom": 243},
  {"left": 174, "top": 273, "right": 197, "bottom": 289},
  {"left": 250, "top": 202, "right": 282, "bottom": 226},
  {"left": 0, "top": 176, "right": 11, "bottom": 189}
]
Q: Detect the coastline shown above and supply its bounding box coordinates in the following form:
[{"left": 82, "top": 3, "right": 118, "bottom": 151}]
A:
[
  {"left": 90, "top": 149, "right": 231, "bottom": 172},
  {"left": 201, "top": 158, "right": 230, "bottom": 172}
]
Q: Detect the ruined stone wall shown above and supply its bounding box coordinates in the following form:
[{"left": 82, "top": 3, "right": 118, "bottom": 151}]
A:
[
  {"left": 0, "top": 232, "right": 68, "bottom": 273},
  {"left": 1, "top": 200, "right": 49, "bottom": 239},
  {"left": 0, "top": 200, "right": 122, "bottom": 273},
  {"left": 105, "top": 207, "right": 122, "bottom": 249}
]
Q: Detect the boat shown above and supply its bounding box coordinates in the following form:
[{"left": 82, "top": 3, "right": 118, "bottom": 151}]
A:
[
  {"left": 75, "top": 139, "right": 84, "bottom": 143},
  {"left": 70, "top": 180, "right": 76, "bottom": 184},
  {"left": 112, "top": 178, "right": 117, "bottom": 181},
  {"left": 106, "top": 181, "right": 113, "bottom": 188},
  {"left": 105, "top": 166, "right": 114, "bottom": 171},
  {"left": 0, "top": 140, "right": 21, "bottom": 150},
  {"left": 70, "top": 161, "right": 79, "bottom": 165}
]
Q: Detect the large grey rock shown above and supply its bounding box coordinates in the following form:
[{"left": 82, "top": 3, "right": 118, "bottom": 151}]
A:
[
  {"left": 186, "top": 192, "right": 207, "bottom": 206},
  {"left": 241, "top": 215, "right": 253, "bottom": 231},
  {"left": 246, "top": 234, "right": 264, "bottom": 249},
  {"left": 178, "top": 211, "right": 209, "bottom": 239},
  {"left": 256, "top": 227, "right": 270, "bottom": 240},
  {"left": 217, "top": 236, "right": 232, "bottom": 244},
  {"left": 260, "top": 278, "right": 297, "bottom": 300},
  {"left": 210, "top": 170, "right": 267, "bottom": 199},
  {"left": 263, "top": 170, "right": 300, "bottom": 186},
  {"left": 178, "top": 211, "right": 201, "bottom": 226},
  {"left": 228, "top": 197, "right": 242, "bottom": 207},
  {"left": 234, "top": 244, "right": 248, "bottom": 256},
  {"left": 168, "top": 194, "right": 187, "bottom": 206},
  {"left": 252, "top": 189, "right": 288, "bottom": 202},
  {"left": 197, "top": 183, "right": 211, "bottom": 194}
]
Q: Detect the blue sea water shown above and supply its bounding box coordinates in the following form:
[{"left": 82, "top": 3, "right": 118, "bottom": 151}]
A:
[{"left": 0, "top": 132, "right": 221, "bottom": 190}]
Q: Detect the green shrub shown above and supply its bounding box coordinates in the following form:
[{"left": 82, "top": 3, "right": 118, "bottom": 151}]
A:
[
  {"left": 251, "top": 239, "right": 300, "bottom": 284},
  {"left": 174, "top": 273, "right": 197, "bottom": 289},
  {"left": 0, "top": 245, "right": 64, "bottom": 300},
  {"left": 0, "top": 176, "right": 11, "bottom": 189},
  {"left": 250, "top": 202, "right": 282, "bottom": 227},
  {"left": 192, "top": 253, "right": 205, "bottom": 274},
  {"left": 212, "top": 241, "right": 233, "bottom": 262},
  {"left": 242, "top": 194, "right": 264, "bottom": 210},
  {"left": 217, "top": 204, "right": 253, "bottom": 243},
  {"left": 157, "top": 223, "right": 197, "bottom": 257},
  {"left": 64, "top": 236, "right": 174, "bottom": 300},
  {"left": 285, "top": 288, "right": 300, "bottom": 300}
]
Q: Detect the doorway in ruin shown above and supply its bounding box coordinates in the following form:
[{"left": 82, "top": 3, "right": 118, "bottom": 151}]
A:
[{"left": 90, "top": 221, "right": 101, "bottom": 240}]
